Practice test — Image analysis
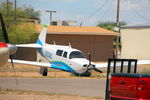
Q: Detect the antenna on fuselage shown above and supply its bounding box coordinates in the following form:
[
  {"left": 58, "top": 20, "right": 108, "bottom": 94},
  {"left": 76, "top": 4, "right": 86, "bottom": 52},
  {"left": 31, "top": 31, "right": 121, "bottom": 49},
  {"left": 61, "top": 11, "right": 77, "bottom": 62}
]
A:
[
  {"left": 53, "top": 41, "right": 56, "bottom": 45},
  {"left": 69, "top": 42, "right": 72, "bottom": 48}
]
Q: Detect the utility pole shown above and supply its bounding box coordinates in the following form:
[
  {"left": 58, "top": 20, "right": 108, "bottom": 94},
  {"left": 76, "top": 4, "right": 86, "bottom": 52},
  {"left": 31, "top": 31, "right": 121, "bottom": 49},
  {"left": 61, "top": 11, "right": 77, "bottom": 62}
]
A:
[
  {"left": 46, "top": 10, "right": 56, "bottom": 25},
  {"left": 116, "top": 0, "right": 120, "bottom": 27},
  {"left": 14, "top": 0, "right": 17, "bottom": 24},
  {"left": 115, "top": 0, "right": 120, "bottom": 59}
]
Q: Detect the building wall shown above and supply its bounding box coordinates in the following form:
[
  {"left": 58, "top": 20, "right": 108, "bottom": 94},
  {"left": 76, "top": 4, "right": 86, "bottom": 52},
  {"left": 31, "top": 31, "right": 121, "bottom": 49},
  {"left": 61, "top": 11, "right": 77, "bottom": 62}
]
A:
[
  {"left": 16, "top": 48, "right": 37, "bottom": 61},
  {"left": 121, "top": 27, "right": 150, "bottom": 60},
  {"left": 46, "top": 34, "right": 113, "bottom": 61}
]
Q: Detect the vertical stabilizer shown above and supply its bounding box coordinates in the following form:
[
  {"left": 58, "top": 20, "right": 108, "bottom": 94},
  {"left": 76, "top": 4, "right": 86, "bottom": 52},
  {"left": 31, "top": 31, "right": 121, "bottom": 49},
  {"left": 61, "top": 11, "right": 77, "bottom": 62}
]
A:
[{"left": 36, "top": 24, "right": 48, "bottom": 46}]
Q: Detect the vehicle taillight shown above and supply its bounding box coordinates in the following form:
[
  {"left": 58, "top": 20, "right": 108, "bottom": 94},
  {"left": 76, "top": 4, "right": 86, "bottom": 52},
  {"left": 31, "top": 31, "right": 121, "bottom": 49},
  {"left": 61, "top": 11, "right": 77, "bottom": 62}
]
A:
[{"left": 137, "top": 79, "right": 145, "bottom": 91}]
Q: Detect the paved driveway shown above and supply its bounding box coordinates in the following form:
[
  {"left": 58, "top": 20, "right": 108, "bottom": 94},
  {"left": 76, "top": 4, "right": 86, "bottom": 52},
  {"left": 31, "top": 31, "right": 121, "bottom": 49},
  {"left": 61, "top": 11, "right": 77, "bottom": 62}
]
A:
[{"left": 0, "top": 78, "right": 106, "bottom": 98}]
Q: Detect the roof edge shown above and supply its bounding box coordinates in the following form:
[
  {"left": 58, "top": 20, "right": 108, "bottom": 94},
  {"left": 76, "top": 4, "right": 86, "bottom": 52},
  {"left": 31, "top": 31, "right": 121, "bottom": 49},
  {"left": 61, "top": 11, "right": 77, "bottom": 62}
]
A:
[{"left": 45, "top": 32, "right": 119, "bottom": 36}]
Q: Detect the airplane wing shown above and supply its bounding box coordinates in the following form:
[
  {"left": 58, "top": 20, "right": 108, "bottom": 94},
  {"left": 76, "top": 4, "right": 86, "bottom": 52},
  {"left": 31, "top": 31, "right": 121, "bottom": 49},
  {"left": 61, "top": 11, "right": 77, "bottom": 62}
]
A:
[
  {"left": 8, "top": 59, "right": 70, "bottom": 71},
  {"left": 16, "top": 44, "right": 42, "bottom": 48},
  {"left": 94, "top": 60, "right": 150, "bottom": 69},
  {"left": 8, "top": 59, "right": 50, "bottom": 67}
]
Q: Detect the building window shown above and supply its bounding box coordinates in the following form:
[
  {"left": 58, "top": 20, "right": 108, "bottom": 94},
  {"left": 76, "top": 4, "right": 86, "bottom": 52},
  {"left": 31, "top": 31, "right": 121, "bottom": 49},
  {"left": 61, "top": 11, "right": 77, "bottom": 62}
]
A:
[
  {"left": 56, "top": 50, "right": 63, "bottom": 56},
  {"left": 51, "top": 21, "right": 57, "bottom": 26}
]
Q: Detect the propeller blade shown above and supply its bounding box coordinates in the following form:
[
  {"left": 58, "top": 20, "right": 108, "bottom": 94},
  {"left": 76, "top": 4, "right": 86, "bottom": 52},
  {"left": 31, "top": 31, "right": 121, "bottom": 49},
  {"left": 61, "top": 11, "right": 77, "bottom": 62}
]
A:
[
  {"left": 93, "top": 67, "right": 103, "bottom": 73},
  {"left": 10, "top": 55, "right": 18, "bottom": 86},
  {"left": 0, "top": 13, "right": 9, "bottom": 43}
]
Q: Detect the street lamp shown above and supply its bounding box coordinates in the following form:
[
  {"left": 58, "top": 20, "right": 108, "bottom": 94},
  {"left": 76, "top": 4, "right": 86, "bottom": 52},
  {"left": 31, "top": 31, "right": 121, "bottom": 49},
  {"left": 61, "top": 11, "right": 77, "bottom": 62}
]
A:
[{"left": 46, "top": 10, "right": 56, "bottom": 25}]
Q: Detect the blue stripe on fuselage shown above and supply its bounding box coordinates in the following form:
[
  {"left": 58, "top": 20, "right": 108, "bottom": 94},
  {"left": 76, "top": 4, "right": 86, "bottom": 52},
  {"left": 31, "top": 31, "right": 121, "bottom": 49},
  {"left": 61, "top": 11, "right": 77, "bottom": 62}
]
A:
[
  {"left": 51, "top": 61, "right": 77, "bottom": 74},
  {"left": 36, "top": 39, "right": 43, "bottom": 46}
]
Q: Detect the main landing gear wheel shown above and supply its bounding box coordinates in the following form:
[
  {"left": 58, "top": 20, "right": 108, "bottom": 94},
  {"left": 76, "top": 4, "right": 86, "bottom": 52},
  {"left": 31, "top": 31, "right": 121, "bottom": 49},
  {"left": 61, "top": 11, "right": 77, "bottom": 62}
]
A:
[{"left": 40, "top": 67, "right": 48, "bottom": 76}]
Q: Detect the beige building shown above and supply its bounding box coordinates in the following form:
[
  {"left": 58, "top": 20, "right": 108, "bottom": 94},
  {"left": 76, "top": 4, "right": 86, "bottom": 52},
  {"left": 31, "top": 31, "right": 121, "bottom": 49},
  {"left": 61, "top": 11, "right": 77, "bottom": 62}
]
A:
[
  {"left": 121, "top": 23, "right": 150, "bottom": 60},
  {"left": 16, "top": 25, "right": 118, "bottom": 62}
]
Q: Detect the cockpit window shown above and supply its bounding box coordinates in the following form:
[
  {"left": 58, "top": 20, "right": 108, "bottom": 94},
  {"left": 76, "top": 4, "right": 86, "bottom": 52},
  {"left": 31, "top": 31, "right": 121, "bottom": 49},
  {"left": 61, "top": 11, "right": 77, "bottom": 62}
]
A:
[
  {"left": 63, "top": 51, "right": 68, "bottom": 58},
  {"left": 56, "top": 50, "right": 63, "bottom": 56},
  {"left": 69, "top": 51, "right": 85, "bottom": 59}
]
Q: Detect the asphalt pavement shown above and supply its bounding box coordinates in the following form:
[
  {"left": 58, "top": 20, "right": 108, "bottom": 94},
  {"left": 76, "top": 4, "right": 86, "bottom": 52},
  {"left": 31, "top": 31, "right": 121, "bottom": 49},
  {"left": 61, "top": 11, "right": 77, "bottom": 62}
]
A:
[{"left": 0, "top": 78, "right": 106, "bottom": 98}]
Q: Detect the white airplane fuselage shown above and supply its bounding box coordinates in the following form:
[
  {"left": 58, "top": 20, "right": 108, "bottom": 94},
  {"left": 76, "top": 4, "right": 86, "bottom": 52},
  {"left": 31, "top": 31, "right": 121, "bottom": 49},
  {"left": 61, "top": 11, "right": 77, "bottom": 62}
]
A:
[{"left": 37, "top": 43, "right": 92, "bottom": 76}]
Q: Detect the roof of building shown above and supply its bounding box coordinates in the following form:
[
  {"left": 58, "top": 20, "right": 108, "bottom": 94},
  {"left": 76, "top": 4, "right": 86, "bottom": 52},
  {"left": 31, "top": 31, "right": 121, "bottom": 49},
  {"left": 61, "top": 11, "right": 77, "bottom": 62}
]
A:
[
  {"left": 121, "top": 23, "right": 150, "bottom": 28},
  {"left": 35, "top": 25, "right": 118, "bottom": 36}
]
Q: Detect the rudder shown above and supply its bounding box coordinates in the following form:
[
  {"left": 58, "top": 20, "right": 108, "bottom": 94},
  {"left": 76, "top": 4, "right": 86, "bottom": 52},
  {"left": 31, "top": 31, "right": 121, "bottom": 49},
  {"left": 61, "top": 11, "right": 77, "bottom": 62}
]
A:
[{"left": 36, "top": 24, "right": 48, "bottom": 46}]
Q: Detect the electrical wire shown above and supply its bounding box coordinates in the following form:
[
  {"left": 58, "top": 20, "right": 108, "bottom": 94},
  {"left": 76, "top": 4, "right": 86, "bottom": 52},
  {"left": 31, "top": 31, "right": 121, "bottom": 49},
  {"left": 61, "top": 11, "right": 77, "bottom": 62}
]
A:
[
  {"left": 126, "top": 0, "right": 150, "bottom": 22},
  {"left": 96, "top": 0, "right": 114, "bottom": 24},
  {"left": 78, "top": 0, "right": 109, "bottom": 26},
  {"left": 83, "top": 0, "right": 114, "bottom": 26}
]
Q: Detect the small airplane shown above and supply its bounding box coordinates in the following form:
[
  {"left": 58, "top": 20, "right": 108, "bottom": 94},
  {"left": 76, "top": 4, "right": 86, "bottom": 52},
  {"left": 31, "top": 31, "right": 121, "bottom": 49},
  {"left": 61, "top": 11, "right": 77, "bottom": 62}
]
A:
[
  {"left": 0, "top": 13, "right": 17, "bottom": 67},
  {"left": 12, "top": 24, "right": 103, "bottom": 76},
  {"left": 0, "top": 13, "right": 18, "bottom": 85}
]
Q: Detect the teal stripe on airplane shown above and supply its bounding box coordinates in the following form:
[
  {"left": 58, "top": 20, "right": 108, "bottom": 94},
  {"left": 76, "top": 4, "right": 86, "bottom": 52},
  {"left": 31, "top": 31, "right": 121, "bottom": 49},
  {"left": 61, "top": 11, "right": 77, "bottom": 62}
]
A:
[
  {"left": 51, "top": 61, "right": 77, "bottom": 74},
  {"left": 36, "top": 39, "right": 43, "bottom": 46}
]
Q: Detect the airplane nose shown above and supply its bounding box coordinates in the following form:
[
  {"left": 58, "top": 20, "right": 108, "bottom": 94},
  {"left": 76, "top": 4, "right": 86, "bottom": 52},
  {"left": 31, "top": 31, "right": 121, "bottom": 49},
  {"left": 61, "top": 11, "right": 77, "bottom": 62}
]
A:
[
  {"left": 83, "top": 64, "right": 95, "bottom": 69},
  {"left": 7, "top": 44, "right": 17, "bottom": 55}
]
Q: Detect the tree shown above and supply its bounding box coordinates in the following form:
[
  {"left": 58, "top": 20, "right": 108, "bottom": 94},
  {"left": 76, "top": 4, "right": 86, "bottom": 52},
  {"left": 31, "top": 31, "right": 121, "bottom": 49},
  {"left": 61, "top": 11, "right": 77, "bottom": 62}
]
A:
[
  {"left": 24, "top": 5, "right": 40, "bottom": 18},
  {"left": 0, "top": 1, "right": 40, "bottom": 43},
  {"left": 97, "top": 21, "right": 126, "bottom": 32}
]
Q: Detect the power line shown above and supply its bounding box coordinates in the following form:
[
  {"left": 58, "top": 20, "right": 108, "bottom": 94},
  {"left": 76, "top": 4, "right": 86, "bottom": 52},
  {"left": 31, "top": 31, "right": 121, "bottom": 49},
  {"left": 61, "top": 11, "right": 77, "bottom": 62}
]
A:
[
  {"left": 126, "top": 0, "right": 150, "bottom": 22},
  {"left": 84, "top": 0, "right": 114, "bottom": 26},
  {"left": 79, "top": 0, "right": 109, "bottom": 25},
  {"left": 96, "top": 0, "right": 114, "bottom": 24}
]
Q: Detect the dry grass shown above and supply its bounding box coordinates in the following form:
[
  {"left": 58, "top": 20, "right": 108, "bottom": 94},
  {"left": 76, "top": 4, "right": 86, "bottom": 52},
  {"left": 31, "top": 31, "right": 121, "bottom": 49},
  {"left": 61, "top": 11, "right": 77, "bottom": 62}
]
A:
[
  {"left": 0, "top": 63, "right": 106, "bottom": 79},
  {"left": 0, "top": 88, "right": 103, "bottom": 100},
  {"left": 1, "top": 63, "right": 149, "bottom": 78}
]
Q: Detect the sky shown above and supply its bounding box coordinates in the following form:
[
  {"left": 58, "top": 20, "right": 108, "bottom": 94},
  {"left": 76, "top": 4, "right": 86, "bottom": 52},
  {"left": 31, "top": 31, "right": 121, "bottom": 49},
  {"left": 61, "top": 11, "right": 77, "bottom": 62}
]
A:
[{"left": 1, "top": 0, "right": 150, "bottom": 26}]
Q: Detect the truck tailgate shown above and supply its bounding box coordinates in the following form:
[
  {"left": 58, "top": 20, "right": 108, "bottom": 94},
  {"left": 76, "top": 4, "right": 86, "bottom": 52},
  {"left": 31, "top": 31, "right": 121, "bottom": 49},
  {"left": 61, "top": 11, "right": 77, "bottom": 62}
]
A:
[{"left": 110, "top": 73, "right": 150, "bottom": 99}]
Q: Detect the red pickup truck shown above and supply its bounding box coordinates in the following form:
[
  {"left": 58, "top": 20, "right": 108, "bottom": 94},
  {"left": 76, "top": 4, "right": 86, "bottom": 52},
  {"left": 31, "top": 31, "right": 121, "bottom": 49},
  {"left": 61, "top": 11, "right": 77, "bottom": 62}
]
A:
[
  {"left": 105, "top": 59, "right": 150, "bottom": 100},
  {"left": 110, "top": 73, "right": 150, "bottom": 100}
]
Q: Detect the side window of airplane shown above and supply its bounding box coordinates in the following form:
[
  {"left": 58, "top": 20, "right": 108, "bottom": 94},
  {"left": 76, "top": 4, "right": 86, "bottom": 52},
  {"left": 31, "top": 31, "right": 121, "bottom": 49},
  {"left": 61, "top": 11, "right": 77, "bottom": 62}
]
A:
[
  {"left": 56, "top": 50, "right": 63, "bottom": 56},
  {"left": 63, "top": 51, "right": 68, "bottom": 58}
]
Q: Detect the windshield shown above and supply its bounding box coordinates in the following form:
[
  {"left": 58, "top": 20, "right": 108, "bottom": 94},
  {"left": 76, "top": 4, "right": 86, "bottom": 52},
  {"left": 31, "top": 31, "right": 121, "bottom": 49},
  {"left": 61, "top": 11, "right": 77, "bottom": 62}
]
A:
[{"left": 69, "top": 51, "right": 85, "bottom": 59}]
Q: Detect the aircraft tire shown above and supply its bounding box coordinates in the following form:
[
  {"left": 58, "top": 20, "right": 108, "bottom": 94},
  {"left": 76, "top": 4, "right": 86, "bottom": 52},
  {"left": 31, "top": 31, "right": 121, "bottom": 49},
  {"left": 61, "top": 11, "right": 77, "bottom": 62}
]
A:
[
  {"left": 84, "top": 72, "right": 91, "bottom": 77},
  {"left": 40, "top": 67, "right": 48, "bottom": 76},
  {"left": 76, "top": 71, "right": 91, "bottom": 77}
]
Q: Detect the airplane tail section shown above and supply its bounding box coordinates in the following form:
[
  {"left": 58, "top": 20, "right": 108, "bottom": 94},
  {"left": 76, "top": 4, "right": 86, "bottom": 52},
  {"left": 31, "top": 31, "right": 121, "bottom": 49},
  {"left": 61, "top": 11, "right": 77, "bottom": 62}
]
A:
[
  {"left": 16, "top": 25, "right": 48, "bottom": 48},
  {"left": 36, "top": 24, "right": 48, "bottom": 46}
]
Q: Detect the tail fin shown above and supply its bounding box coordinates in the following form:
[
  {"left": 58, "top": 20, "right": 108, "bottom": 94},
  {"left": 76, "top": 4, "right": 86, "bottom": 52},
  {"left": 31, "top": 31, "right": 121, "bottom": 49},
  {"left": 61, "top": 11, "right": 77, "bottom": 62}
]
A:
[{"left": 36, "top": 24, "right": 48, "bottom": 46}]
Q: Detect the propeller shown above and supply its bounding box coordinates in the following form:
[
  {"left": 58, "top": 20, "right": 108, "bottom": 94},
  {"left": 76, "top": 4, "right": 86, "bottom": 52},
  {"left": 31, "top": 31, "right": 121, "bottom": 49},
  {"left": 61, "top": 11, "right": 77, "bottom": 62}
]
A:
[
  {"left": 0, "top": 13, "right": 18, "bottom": 85},
  {"left": 88, "top": 53, "right": 103, "bottom": 73}
]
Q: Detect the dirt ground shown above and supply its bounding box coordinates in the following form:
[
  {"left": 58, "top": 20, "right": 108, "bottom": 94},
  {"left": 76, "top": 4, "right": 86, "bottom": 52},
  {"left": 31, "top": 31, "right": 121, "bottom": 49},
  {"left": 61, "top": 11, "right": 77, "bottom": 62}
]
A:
[
  {"left": 0, "top": 63, "right": 150, "bottom": 78},
  {"left": 0, "top": 63, "right": 106, "bottom": 78},
  {"left": 0, "top": 89, "right": 103, "bottom": 100},
  {"left": 0, "top": 63, "right": 105, "bottom": 100}
]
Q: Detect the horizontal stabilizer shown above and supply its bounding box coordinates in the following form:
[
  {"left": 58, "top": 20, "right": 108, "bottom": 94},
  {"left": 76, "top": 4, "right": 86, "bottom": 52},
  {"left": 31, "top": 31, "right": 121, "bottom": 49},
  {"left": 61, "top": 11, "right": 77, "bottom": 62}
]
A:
[
  {"left": 94, "top": 60, "right": 150, "bottom": 68},
  {"left": 8, "top": 59, "right": 51, "bottom": 67},
  {"left": 137, "top": 60, "right": 150, "bottom": 65},
  {"left": 16, "top": 44, "right": 42, "bottom": 48}
]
